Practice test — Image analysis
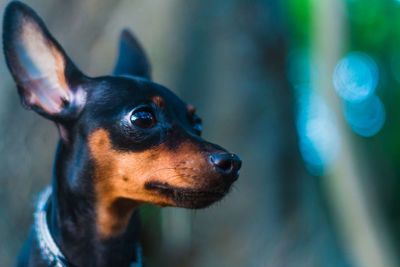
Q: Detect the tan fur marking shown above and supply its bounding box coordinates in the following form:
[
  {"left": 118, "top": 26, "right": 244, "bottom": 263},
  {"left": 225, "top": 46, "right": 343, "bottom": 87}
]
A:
[
  {"left": 88, "top": 129, "right": 210, "bottom": 238},
  {"left": 151, "top": 95, "right": 165, "bottom": 108},
  {"left": 187, "top": 104, "right": 196, "bottom": 116}
]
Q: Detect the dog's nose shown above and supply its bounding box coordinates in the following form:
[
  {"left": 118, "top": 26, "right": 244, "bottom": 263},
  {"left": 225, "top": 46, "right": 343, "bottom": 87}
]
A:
[{"left": 209, "top": 153, "right": 242, "bottom": 180}]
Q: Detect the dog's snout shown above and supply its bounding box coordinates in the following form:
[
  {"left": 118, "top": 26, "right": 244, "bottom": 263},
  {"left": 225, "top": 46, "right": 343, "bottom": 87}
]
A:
[{"left": 209, "top": 153, "right": 242, "bottom": 180}]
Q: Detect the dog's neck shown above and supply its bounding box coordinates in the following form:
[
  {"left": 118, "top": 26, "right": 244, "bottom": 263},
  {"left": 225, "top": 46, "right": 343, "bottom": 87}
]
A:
[{"left": 47, "top": 140, "right": 141, "bottom": 267}]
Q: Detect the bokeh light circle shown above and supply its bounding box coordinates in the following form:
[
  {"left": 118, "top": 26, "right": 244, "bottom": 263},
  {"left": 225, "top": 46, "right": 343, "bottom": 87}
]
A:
[
  {"left": 333, "top": 52, "right": 378, "bottom": 103},
  {"left": 297, "top": 92, "right": 340, "bottom": 175},
  {"left": 343, "top": 95, "right": 385, "bottom": 137}
]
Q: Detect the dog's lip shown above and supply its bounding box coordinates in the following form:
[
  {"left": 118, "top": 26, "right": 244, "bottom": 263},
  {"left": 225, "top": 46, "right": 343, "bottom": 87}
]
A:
[{"left": 144, "top": 181, "right": 228, "bottom": 199}]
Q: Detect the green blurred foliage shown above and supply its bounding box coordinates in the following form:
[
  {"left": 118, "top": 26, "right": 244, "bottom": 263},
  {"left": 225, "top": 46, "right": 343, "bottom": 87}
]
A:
[{"left": 285, "top": 0, "right": 313, "bottom": 45}]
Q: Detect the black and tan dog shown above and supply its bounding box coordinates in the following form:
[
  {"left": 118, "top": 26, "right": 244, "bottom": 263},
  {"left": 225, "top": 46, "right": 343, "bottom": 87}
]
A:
[{"left": 3, "top": 1, "right": 241, "bottom": 266}]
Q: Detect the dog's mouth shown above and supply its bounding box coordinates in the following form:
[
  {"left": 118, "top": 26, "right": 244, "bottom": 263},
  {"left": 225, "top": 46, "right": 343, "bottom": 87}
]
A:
[{"left": 145, "top": 181, "right": 231, "bottom": 209}]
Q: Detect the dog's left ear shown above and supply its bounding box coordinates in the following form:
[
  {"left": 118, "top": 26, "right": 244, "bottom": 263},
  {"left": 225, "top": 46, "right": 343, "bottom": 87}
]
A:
[
  {"left": 113, "top": 29, "right": 151, "bottom": 79},
  {"left": 3, "top": 1, "right": 86, "bottom": 121}
]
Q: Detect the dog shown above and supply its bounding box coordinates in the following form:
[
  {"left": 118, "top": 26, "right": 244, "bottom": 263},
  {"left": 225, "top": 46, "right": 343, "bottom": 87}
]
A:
[{"left": 3, "top": 1, "right": 242, "bottom": 266}]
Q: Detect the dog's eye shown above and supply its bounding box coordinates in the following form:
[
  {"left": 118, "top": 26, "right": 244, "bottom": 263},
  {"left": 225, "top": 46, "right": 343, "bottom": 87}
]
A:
[
  {"left": 193, "top": 116, "right": 202, "bottom": 136},
  {"left": 130, "top": 107, "right": 156, "bottom": 129}
]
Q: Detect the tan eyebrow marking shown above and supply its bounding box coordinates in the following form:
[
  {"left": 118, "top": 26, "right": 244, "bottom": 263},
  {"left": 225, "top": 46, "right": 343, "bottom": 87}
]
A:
[
  {"left": 151, "top": 95, "right": 165, "bottom": 108},
  {"left": 187, "top": 104, "right": 196, "bottom": 116}
]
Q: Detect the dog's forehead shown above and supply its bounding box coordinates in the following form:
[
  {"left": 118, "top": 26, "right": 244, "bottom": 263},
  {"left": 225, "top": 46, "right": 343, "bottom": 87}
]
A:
[{"left": 86, "top": 76, "right": 188, "bottom": 114}]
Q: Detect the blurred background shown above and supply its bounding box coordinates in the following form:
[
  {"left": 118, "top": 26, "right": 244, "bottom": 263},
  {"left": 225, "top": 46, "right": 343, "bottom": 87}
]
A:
[{"left": 0, "top": 0, "right": 399, "bottom": 266}]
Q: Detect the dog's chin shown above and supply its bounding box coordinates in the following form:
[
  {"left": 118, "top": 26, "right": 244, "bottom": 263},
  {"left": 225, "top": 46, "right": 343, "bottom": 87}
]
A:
[{"left": 145, "top": 181, "right": 232, "bottom": 209}]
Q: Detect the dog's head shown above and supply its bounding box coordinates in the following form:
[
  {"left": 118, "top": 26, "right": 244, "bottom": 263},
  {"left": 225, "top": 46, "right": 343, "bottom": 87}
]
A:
[{"left": 3, "top": 1, "right": 241, "bottom": 236}]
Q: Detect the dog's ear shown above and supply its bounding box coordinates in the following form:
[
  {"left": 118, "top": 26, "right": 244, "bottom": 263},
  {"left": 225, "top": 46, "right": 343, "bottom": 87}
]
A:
[
  {"left": 113, "top": 29, "right": 151, "bottom": 79},
  {"left": 3, "top": 1, "right": 86, "bottom": 121}
]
